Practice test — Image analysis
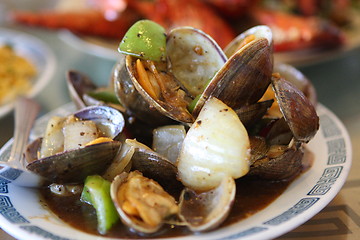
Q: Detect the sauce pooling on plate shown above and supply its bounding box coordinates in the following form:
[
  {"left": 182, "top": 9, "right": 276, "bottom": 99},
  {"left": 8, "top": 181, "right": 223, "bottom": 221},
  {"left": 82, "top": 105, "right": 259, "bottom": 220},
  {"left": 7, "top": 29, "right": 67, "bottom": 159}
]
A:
[{"left": 40, "top": 176, "right": 292, "bottom": 238}]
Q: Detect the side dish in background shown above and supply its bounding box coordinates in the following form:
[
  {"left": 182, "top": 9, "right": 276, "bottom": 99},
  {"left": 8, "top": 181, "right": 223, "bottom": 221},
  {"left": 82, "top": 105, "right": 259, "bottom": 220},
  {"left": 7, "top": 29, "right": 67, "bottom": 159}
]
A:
[
  {"left": 10, "top": 0, "right": 359, "bottom": 53},
  {"left": 0, "top": 45, "right": 37, "bottom": 105},
  {"left": 0, "top": 28, "right": 55, "bottom": 118}
]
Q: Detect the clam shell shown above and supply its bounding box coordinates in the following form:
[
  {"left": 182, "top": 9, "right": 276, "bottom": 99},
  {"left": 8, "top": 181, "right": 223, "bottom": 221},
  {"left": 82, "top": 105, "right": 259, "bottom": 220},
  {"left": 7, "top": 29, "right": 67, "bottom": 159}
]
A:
[
  {"left": 131, "top": 147, "right": 183, "bottom": 193},
  {"left": 113, "top": 56, "right": 176, "bottom": 125},
  {"left": 67, "top": 70, "right": 125, "bottom": 112},
  {"left": 110, "top": 172, "right": 162, "bottom": 234},
  {"left": 224, "top": 25, "right": 273, "bottom": 57},
  {"left": 265, "top": 117, "right": 293, "bottom": 146},
  {"left": 166, "top": 27, "right": 227, "bottom": 97},
  {"left": 192, "top": 26, "right": 273, "bottom": 117},
  {"left": 249, "top": 145, "right": 304, "bottom": 180},
  {"left": 249, "top": 136, "right": 269, "bottom": 165},
  {"left": 235, "top": 99, "right": 273, "bottom": 128},
  {"left": 178, "top": 175, "right": 236, "bottom": 232},
  {"left": 66, "top": 70, "right": 97, "bottom": 109},
  {"left": 25, "top": 106, "right": 125, "bottom": 183},
  {"left": 73, "top": 105, "right": 125, "bottom": 140},
  {"left": 110, "top": 171, "right": 178, "bottom": 235},
  {"left": 271, "top": 74, "right": 319, "bottom": 142},
  {"left": 26, "top": 140, "right": 121, "bottom": 183}
]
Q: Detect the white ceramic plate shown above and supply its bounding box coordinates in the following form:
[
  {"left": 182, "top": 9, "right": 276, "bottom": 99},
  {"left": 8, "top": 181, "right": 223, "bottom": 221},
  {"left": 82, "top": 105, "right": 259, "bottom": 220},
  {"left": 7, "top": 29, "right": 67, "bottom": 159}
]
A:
[
  {"left": 0, "top": 28, "right": 56, "bottom": 118},
  {"left": 0, "top": 103, "right": 352, "bottom": 240}
]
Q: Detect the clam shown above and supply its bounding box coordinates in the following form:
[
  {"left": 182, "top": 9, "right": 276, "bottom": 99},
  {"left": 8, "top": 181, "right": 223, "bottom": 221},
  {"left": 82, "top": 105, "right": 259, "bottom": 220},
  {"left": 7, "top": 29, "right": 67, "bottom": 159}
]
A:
[
  {"left": 271, "top": 73, "right": 319, "bottom": 143},
  {"left": 113, "top": 24, "right": 273, "bottom": 124},
  {"left": 25, "top": 106, "right": 124, "bottom": 183},
  {"left": 248, "top": 142, "right": 304, "bottom": 180},
  {"left": 109, "top": 143, "right": 236, "bottom": 234},
  {"left": 112, "top": 58, "right": 176, "bottom": 126},
  {"left": 191, "top": 25, "right": 273, "bottom": 117},
  {"left": 108, "top": 137, "right": 183, "bottom": 235},
  {"left": 247, "top": 72, "right": 319, "bottom": 180},
  {"left": 106, "top": 138, "right": 183, "bottom": 193},
  {"left": 110, "top": 171, "right": 179, "bottom": 235},
  {"left": 235, "top": 99, "right": 274, "bottom": 129},
  {"left": 178, "top": 175, "right": 236, "bottom": 232},
  {"left": 67, "top": 70, "right": 125, "bottom": 112}
]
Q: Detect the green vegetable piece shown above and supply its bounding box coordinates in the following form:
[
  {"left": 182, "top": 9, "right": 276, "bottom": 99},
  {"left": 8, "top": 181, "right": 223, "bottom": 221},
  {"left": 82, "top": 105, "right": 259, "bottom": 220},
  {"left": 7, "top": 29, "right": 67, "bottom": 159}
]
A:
[
  {"left": 80, "top": 185, "right": 92, "bottom": 205},
  {"left": 187, "top": 77, "right": 213, "bottom": 112},
  {"left": 81, "top": 175, "right": 119, "bottom": 235},
  {"left": 87, "top": 90, "right": 121, "bottom": 104},
  {"left": 188, "top": 94, "right": 201, "bottom": 113},
  {"left": 119, "top": 20, "right": 166, "bottom": 61}
]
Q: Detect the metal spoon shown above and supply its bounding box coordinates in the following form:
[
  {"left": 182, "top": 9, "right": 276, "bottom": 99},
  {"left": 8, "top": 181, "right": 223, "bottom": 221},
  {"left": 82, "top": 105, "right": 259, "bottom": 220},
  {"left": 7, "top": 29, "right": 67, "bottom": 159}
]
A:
[{"left": 0, "top": 97, "right": 44, "bottom": 187}]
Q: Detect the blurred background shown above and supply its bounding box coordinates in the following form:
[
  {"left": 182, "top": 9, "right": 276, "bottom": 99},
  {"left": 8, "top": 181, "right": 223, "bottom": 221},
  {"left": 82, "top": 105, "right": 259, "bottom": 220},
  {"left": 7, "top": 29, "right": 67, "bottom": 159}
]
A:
[{"left": 0, "top": 0, "right": 359, "bottom": 239}]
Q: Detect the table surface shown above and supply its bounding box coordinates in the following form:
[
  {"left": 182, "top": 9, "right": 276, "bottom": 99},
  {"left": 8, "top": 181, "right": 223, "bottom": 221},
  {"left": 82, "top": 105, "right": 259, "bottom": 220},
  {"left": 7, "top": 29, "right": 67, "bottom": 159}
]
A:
[{"left": 0, "top": 1, "right": 360, "bottom": 239}]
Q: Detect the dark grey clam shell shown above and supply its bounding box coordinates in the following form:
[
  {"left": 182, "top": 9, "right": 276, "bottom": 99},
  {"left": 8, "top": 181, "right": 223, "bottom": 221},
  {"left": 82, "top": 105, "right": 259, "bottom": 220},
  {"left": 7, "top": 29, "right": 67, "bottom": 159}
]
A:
[
  {"left": 271, "top": 75, "right": 319, "bottom": 143},
  {"left": 25, "top": 105, "right": 125, "bottom": 183},
  {"left": 248, "top": 146, "right": 304, "bottom": 180},
  {"left": 66, "top": 70, "right": 97, "bottom": 110},
  {"left": 26, "top": 139, "right": 121, "bottom": 183}
]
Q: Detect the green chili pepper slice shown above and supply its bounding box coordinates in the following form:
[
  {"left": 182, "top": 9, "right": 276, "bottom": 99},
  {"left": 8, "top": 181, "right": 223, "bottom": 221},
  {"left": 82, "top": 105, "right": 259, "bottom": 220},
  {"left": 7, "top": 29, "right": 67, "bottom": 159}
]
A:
[{"left": 119, "top": 20, "right": 166, "bottom": 62}]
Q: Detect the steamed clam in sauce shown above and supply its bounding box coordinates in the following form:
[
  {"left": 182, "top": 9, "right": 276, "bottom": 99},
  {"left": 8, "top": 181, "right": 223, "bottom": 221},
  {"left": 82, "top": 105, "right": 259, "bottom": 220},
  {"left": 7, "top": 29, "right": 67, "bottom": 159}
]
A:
[{"left": 38, "top": 20, "right": 319, "bottom": 238}]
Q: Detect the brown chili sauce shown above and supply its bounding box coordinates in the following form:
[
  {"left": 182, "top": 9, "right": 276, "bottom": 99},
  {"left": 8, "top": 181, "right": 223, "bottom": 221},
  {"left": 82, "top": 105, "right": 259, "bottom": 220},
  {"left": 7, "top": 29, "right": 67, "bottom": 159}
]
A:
[{"left": 39, "top": 175, "right": 294, "bottom": 239}]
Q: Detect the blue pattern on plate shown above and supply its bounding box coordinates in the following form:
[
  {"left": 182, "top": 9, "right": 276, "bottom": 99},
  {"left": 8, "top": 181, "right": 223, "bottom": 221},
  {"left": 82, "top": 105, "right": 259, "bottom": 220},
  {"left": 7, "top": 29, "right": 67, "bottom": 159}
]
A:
[
  {"left": 327, "top": 138, "right": 347, "bottom": 164},
  {"left": 0, "top": 195, "right": 29, "bottom": 224},
  {"left": 320, "top": 114, "right": 341, "bottom": 138},
  {"left": 0, "top": 177, "right": 10, "bottom": 193},
  {"left": 263, "top": 197, "right": 320, "bottom": 226},
  {"left": 308, "top": 166, "right": 343, "bottom": 195},
  {"left": 217, "top": 227, "right": 267, "bottom": 240},
  {"left": 0, "top": 168, "right": 22, "bottom": 181},
  {"left": 21, "top": 226, "right": 72, "bottom": 240}
]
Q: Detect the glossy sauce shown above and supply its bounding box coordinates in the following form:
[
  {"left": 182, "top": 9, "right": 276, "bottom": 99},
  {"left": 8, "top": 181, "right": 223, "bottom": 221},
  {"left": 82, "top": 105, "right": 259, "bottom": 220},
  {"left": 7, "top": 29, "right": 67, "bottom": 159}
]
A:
[{"left": 40, "top": 176, "right": 292, "bottom": 238}]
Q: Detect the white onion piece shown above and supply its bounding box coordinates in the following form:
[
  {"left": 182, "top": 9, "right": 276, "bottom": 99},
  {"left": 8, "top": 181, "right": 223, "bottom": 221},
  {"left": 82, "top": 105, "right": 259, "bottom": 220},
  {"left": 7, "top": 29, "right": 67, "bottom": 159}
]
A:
[
  {"left": 102, "top": 141, "right": 134, "bottom": 181},
  {"left": 102, "top": 138, "right": 154, "bottom": 181},
  {"left": 177, "top": 97, "right": 250, "bottom": 191},
  {"left": 40, "top": 116, "right": 65, "bottom": 158},
  {"left": 63, "top": 120, "right": 99, "bottom": 151},
  {"left": 152, "top": 125, "right": 186, "bottom": 164}
]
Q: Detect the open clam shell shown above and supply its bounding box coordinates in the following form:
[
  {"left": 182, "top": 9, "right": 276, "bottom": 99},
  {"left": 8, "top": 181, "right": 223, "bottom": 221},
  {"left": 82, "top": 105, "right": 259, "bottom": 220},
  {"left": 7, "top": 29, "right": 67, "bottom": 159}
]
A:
[
  {"left": 224, "top": 25, "right": 273, "bottom": 58},
  {"left": 178, "top": 175, "right": 236, "bottom": 232},
  {"left": 271, "top": 74, "right": 319, "bottom": 143},
  {"left": 26, "top": 139, "right": 121, "bottom": 183},
  {"left": 110, "top": 171, "right": 179, "bottom": 235},
  {"left": 110, "top": 172, "right": 162, "bottom": 234},
  {"left": 248, "top": 144, "right": 304, "bottom": 180},
  {"left": 116, "top": 26, "right": 227, "bottom": 124},
  {"left": 166, "top": 27, "right": 227, "bottom": 98},
  {"left": 112, "top": 57, "right": 175, "bottom": 126},
  {"left": 115, "top": 25, "right": 273, "bottom": 124},
  {"left": 67, "top": 70, "right": 125, "bottom": 112},
  {"left": 235, "top": 99, "right": 274, "bottom": 129},
  {"left": 25, "top": 106, "right": 125, "bottom": 184},
  {"left": 192, "top": 25, "right": 274, "bottom": 117},
  {"left": 66, "top": 70, "right": 97, "bottom": 109}
]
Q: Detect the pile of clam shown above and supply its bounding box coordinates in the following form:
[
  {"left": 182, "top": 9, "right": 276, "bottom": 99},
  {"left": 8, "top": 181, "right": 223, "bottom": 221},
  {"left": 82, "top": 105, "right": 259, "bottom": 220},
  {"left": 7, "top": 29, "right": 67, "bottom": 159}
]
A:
[{"left": 24, "top": 20, "right": 319, "bottom": 235}]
